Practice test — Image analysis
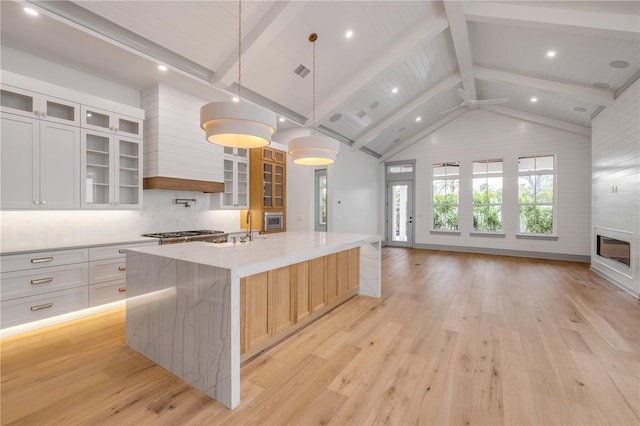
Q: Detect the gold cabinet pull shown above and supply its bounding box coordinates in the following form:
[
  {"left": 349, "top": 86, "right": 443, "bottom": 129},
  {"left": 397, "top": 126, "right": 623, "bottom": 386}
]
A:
[
  {"left": 30, "top": 277, "right": 54, "bottom": 285},
  {"left": 118, "top": 249, "right": 127, "bottom": 253},
  {"left": 30, "top": 256, "right": 53, "bottom": 263},
  {"left": 31, "top": 302, "right": 54, "bottom": 311},
  {"left": 118, "top": 287, "right": 126, "bottom": 293},
  {"left": 118, "top": 266, "right": 126, "bottom": 271}
]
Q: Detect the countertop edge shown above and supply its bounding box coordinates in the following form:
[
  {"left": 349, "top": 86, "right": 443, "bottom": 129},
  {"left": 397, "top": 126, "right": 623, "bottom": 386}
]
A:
[{"left": 1, "top": 237, "right": 159, "bottom": 256}]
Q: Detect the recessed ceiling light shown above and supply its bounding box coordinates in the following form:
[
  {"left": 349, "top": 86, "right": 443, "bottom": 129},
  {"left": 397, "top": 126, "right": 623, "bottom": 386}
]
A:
[
  {"left": 278, "top": 117, "right": 285, "bottom": 122},
  {"left": 392, "top": 87, "right": 398, "bottom": 94},
  {"left": 158, "top": 64, "right": 168, "bottom": 72},
  {"left": 574, "top": 107, "right": 587, "bottom": 112},
  {"left": 86, "top": 113, "right": 92, "bottom": 117},
  {"left": 24, "top": 7, "right": 39, "bottom": 16},
  {"left": 530, "top": 97, "right": 538, "bottom": 103},
  {"left": 345, "top": 30, "right": 353, "bottom": 39},
  {"left": 593, "top": 82, "right": 610, "bottom": 89},
  {"left": 416, "top": 117, "right": 422, "bottom": 122},
  {"left": 546, "top": 50, "right": 556, "bottom": 58},
  {"left": 232, "top": 96, "right": 240, "bottom": 102}
]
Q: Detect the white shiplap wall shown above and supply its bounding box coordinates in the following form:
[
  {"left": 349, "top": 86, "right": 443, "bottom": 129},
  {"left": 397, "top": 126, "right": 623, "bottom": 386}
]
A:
[
  {"left": 591, "top": 80, "right": 640, "bottom": 296},
  {"left": 142, "top": 84, "right": 223, "bottom": 182},
  {"left": 384, "top": 109, "right": 592, "bottom": 258}
]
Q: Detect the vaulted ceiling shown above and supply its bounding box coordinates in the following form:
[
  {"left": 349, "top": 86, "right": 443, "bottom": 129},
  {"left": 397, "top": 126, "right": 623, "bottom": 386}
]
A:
[{"left": 2, "top": 1, "right": 639, "bottom": 161}]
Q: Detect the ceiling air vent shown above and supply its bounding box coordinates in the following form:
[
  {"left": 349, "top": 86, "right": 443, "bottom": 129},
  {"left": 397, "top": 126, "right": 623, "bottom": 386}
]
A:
[
  {"left": 330, "top": 113, "right": 342, "bottom": 122},
  {"left": 293, "top": 64, "right": 311, "bottom": 78},
  {"left": 357, "top": 110, "right": 367, "bottom": 118}
]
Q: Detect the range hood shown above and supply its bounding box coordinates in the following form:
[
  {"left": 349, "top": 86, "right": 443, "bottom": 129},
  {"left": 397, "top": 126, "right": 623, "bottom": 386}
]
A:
[{"left": 143, "top": 177, "right": 224, "bottom": 193}]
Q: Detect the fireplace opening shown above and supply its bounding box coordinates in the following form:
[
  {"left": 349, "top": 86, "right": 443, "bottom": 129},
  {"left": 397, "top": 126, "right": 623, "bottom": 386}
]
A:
[{"left": 597, "top": 235, "right": 631, "bottom": 267}]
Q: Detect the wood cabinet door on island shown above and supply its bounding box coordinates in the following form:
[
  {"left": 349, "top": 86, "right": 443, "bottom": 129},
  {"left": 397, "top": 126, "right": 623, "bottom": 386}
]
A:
[
  {"left": 240, "top": 248, "right": 361, "bottom": 360},
  {"left": 291, "top": 261, "right": 311, "bottom": 323}
]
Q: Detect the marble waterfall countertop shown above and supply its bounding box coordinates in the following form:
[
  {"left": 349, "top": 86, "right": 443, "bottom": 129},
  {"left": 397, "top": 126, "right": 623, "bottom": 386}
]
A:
[
  {"left": 127, "top": 231, "right": 381, "bottom": 278},
  {"left": 125, "top": 231, "right": 381, "bottom": 409}
]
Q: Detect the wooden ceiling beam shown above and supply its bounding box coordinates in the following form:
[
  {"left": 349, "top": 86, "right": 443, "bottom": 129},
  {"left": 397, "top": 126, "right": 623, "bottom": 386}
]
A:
[
  {"left": 466, "top": 2, "right": 640, "bottom": 41},
  {"left": 443, "top": 1, "right": 477, "bottom": 105},
  {"left": 475, "top": 66, "right": 614, "bottom": 106},
  {"left": 311, "top": 11, "right": 450, "bottom": 127},
  {"left": 352, "top": 73, "right": 461, "bottom": 151}
]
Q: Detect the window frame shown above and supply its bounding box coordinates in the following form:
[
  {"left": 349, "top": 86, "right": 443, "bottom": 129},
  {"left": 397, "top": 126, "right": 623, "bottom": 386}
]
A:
[
  {"left": 432, "top": 161, "right": 460, "bottom": 231},
  {"left": 472, "top": 159, "right": 504, "bottom": 233},
  {"left": 517, "top": 154, "right": 557, "bottom": 236}
]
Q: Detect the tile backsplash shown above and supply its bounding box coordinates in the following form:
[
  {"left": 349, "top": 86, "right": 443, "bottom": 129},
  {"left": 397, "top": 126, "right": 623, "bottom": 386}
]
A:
[{"left": 0, "top": 190, "right": 242, "bottom": 252}]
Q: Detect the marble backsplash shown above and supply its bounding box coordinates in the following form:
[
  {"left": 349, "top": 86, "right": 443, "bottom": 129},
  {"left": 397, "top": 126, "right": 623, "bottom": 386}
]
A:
[{"left": 0, "top": 190, "right": 243, "bottom": 252}]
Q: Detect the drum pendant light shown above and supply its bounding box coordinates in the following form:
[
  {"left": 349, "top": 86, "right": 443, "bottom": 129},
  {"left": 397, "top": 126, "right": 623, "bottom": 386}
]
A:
[
  {"left": 288, "top": 33, "right": 340, "bottom": 166},
  {"left": 200, "top": 0, "right": 276, "bottom": 148}
]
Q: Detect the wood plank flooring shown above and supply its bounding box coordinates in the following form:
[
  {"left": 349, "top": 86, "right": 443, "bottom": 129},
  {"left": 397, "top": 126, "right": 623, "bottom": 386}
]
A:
[{"left": 2, "top": 248, "right": 639, "bottom": 425}]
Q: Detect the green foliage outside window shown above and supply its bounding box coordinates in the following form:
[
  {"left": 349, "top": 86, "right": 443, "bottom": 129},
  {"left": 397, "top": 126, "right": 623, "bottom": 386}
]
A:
[
  {"left": 472, "top": 181, "right": 502, "bottom": 232},
  {"left": 518, "top": 174, "right": 554, "bottom": 234}
]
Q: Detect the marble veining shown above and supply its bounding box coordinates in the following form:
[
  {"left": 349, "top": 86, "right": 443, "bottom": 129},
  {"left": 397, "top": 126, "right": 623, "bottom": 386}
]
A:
[{"left": 126, "top": 231, "right": 381, "bottom": 409}]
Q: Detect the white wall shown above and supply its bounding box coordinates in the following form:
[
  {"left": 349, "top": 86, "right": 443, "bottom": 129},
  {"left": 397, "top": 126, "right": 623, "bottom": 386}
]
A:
[
  {"left": 385, "top": 109, "right": 592, "bottom": 258},
  {"left": 275, "top": 128, "right": 380, "bottom": 235},
  {"left": 591, "top": 80, "right": 640, "bottom": 296},
  {"left": 1, "top": 46, "right": 141, "bottom": 107}
]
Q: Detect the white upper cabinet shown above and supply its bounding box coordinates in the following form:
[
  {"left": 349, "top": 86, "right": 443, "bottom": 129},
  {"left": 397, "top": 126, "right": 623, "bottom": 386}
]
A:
[
  {"left": 0, "top": 73, "right": 144, "bottom": 210},
  {"left": 212, "top": 147, "right": 249, "bottom": 209},
  {"left": 1, "top": 114, "right": 81, "bottom": 209},
  {"left": 1, "top": 85, "right": 80, "bottom": 126},
  {"left": 81, "top": 105, "right": 142, "bottom": 139},
  {"left": 81, "top": 130, "right": 142, "bottom": 209}
]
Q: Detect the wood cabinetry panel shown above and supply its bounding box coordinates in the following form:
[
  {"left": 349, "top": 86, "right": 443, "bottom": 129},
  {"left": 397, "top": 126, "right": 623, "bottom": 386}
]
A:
[
  {"left": 291, "top": 261, "right": 310, "bottom": 323},
  {"left": 348, "top": 248, "right": 360, "bottom": 291},
  {"left": 326, "top": 253, "right": 338, "bottom": 304},
  {"left": 270, "top": 266, "right": 293, "bottom": 335},
  {"left": 309, "top": 257, "right": 327, "bottom": 313},
  {"left": 240, "top": 272, "right": 270, "bottom": 354}
]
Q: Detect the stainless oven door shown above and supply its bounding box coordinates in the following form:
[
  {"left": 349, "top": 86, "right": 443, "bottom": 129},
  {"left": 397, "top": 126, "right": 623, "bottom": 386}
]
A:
[{"left": 264, "top": 212, "right": 283, "bottom": 231}]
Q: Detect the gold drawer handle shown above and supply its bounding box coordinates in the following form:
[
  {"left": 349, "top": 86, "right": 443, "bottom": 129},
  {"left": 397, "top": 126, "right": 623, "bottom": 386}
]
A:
[
  {"left": 118, "top": 287, "right": 126, "bottom": 293},
  {"left": 30, "top": 257, "right": 53, "bottom": 263},
  {"left": 118, "top": 249, "right": 127, "bottom": 253},
  {"left": 30, "top": 277, "right": 54, "bottom": 285},
  {"left": 118, "top": 266, "right": 126, "bottom": 271},
  {"left": 31, "top": 302, "right": 54, "bottom": 311}
]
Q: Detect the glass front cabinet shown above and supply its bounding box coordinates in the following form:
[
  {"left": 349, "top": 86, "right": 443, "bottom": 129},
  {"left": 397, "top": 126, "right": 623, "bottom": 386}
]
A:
[
  {"left": 213, "top": 147, "right": 249, "bottom": 209},
  {"left": 81, "top": 130, "right": 142, "bottom": 209}
]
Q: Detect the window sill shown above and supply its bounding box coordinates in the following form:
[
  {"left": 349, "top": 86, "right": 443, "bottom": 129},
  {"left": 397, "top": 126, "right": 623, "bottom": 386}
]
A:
[
  {"left": 470, "top": 232, "right": 506, "bottom": 238},
  {"left": 516, "top": 233, "right": 559, "bottom": 241},
  {"left": 430, "top": 230, "right": 461, "bottom": 236}
]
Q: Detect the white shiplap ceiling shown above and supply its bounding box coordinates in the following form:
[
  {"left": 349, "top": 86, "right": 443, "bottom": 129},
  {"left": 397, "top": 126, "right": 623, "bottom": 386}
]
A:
[{"left": 1, "top": 0, "right": 638, "bottom": 159}]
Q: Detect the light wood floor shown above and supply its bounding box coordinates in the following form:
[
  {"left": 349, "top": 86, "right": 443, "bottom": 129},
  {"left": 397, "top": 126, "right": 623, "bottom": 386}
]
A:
[{"left": 2, "top": 248, "right": 639, "bottom": 425}]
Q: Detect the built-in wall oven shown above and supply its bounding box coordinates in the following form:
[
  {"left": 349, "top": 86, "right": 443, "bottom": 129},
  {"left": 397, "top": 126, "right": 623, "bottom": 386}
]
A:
[{"left": 264, "top": 212, "right": 284, "bottom": 232}]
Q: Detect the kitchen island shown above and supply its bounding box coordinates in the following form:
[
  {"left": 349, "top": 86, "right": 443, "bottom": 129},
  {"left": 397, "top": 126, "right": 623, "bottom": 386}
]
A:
[{"left": 125, "top": 231, "right": 381, "bottom": 409}]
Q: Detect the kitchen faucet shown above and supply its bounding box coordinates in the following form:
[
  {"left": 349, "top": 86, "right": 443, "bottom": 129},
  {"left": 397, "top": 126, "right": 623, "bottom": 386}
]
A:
[{"left": 246, "top": 210, "right": 253, "bottom": 241}]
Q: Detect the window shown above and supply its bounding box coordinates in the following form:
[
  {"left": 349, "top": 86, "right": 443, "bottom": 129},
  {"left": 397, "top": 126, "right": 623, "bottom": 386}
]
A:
[
  {"left": 314, "top": 169, "right": 327, "bottom": 232},
  {"left": 432, "top": 162, "right": 459, "bottom": 230},
  {"left": 473, "top": 159, "right": 503, "bottom": 232},
  {"left": 518, "top": 155, "right": 555, "bottom": 234},
  {"left": 388, "top": 164, "right": 414, "bottom": 174}
]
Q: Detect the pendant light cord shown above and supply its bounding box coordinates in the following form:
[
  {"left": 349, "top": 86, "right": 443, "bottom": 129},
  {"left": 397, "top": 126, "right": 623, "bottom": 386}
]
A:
[
  {"left": 311, "top": 33, "right": 317, "bottom": 135},
  {"left": 238, "top": 0, "right": 242, "bottom": 101}
]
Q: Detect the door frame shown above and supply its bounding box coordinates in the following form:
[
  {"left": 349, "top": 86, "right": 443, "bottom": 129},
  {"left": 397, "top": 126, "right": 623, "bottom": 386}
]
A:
[{"left": 384, "top": 161, "right": 416, "bottom": 247}]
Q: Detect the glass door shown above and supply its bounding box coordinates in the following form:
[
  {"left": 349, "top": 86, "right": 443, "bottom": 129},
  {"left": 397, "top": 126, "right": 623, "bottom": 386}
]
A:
[{"left": 387, "top": 180, "right": 413, "bottom": 247}]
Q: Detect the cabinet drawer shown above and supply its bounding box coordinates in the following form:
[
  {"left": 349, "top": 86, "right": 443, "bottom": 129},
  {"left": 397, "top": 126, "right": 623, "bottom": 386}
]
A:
[
  {"left": 89, "top": 259, "right": 126, "bottom": 284},
  {"left": 88, "top": 241, "right": 157, "bottom": 261},
  {"left": 1, "top": 287, "right": 88, "bottom": 329},
  {"left": 1, "top": 248, "right": 88, "bottom": 273},
  {"left": 1, "top": 263, "right": 88, "bottom": 301},
  {"left": 89, "top": 280, "right": 126, "bottom": 307}
]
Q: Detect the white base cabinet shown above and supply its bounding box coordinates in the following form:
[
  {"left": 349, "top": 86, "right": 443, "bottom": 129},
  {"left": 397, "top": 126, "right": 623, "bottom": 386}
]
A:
[{"left": 0, "top": 240, "right": 156, "bottom": 329}]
